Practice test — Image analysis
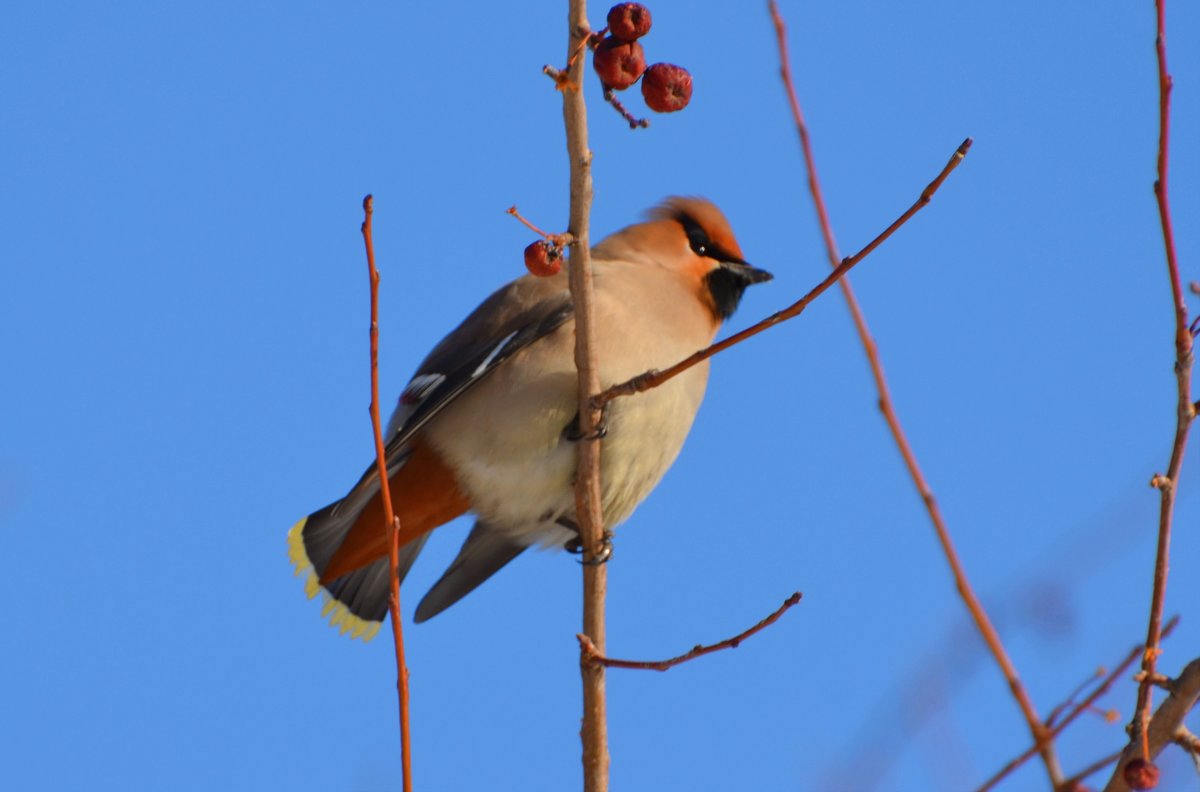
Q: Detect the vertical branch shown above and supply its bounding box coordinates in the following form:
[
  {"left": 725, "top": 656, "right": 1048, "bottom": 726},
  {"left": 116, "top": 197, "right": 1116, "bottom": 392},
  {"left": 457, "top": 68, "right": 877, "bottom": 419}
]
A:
[
  {"left": 767, "top": 2, "right": 1063, "bottom": 786},
  {"left": 361, "top": 195, "right": 414, "bottom": 792},
  {"left": 1130, "top": 0, "right": 1191, "bottom": 769},
  {"left": 558, "top": 3, "right": 609, "bottom": 791}
]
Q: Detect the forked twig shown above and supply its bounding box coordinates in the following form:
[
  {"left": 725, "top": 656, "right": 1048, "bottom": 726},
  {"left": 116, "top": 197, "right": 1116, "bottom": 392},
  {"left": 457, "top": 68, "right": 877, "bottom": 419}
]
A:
[
  {"left": 578, "top": 593, "right": 802, "bottom": 672},
  {"left": 974, "top": 616, "right": 1179, "bottom": 792},
  {"left": 361, "top": 195, "right": 413, "bottom": 792}
]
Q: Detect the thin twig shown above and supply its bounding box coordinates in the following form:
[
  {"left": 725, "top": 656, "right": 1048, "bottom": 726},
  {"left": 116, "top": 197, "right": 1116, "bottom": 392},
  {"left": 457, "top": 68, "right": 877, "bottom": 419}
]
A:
[
  {"left": 764, "top": 4, "right": 1057, "bottom": 784},
  {"left": 602, "top": 86, "right": 649, "bottom": 129},
  {"left": 974, "top": 616, "right": 1179, "bottom": 792},
  {"left": 1129, "top": 0, "right": 1193, "bottom": 770},
  {"left": 1045, "top": 667, "right": 1108, "bottom": 729},
  {"left": 505, "top": 205, "right": 574, "bottom": 247},
  {"left": 361, "top": 195, "right": 413, "bottom": 792},
  {"left": 1060, "top": 751, "right": 1123, "bottom": 792},
  {"left": 556, "top": 4, "right": 609, "bottom": 791},
  {"left": 593, "top": 138, "right": 972, "bottom": 410},
  {"left": 578, "top": 593, "right": 802, "bottom": 671}
]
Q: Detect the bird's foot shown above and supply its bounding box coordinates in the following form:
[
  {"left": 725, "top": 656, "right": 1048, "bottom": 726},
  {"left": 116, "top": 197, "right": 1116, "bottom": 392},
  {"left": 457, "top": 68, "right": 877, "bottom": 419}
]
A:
[
  {"left": 561, "top": 520, "right": 614, "bottom": 565},
  {"left": 562, "top": 403, "right": 610, "bottom": 442}
]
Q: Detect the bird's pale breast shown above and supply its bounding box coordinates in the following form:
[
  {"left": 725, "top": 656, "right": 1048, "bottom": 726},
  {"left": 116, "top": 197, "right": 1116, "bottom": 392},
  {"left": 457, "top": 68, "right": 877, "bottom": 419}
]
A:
[{"left": 424, "top": 260, "right": 715, "bottom": 546}]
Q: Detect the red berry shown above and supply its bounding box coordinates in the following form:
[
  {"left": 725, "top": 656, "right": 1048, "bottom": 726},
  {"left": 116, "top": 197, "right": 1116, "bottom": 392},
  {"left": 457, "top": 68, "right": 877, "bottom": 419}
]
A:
[
  {"left": 523, "top": 240, "right": 562, "bottom": 277},
  {"left": 641, "top": 63, "right": 692, "bottom": 113},
  {"left": 1123, "top": 759, "right": 1160, "bottom": 790},
  {"left": 606, "top": 3, "right": 652, "bottom": 42},
  {"left": 592, "top": 36, "right": 646, "bottom": 91}
]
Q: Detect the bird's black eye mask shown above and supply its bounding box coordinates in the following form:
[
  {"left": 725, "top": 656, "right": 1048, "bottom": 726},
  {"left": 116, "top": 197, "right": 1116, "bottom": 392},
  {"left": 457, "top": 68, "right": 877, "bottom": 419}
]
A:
[{"left": 676, "top": 212, "right": 742, "bottom": 264}]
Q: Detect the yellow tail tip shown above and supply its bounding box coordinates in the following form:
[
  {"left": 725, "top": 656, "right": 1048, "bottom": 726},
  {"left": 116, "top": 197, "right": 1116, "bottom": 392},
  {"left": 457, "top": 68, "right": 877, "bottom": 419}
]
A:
[{"left": 288, "top": 515, "right": 383, "bottom": 642}]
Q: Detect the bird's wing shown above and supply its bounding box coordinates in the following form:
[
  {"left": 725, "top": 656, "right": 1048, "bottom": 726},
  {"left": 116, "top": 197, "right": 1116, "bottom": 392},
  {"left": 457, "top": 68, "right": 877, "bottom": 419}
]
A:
[
  {"left": 381, "top": 280, "right": 574, "bottom": 465},
  {"left": 289, "top": 277, "right": 574, "bottom": 635}
]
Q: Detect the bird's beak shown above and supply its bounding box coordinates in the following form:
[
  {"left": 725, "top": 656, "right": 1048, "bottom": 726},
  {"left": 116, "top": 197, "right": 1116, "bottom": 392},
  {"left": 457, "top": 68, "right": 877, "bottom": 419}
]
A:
[{"left": 720, "top": 258, "right": 773, "bottom": 285}]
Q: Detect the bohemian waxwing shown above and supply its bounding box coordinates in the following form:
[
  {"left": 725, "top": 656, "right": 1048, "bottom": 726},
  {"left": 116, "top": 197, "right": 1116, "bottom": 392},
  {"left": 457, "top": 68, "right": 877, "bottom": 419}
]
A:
[{"left": 288, "top": 197, "right": 772, "bottom": 639}]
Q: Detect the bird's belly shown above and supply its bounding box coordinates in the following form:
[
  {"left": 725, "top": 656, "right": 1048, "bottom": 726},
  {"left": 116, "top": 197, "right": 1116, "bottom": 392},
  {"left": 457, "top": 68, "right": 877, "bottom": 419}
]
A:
[
  {"left": 426, "top": 361, "right": 707, "bottom": 545},
  {"left": 596, "top": 377, "right": 703, "bottom": 526},
  {"left": 424, "top": 362, "right": 578, "bottom": 539}
]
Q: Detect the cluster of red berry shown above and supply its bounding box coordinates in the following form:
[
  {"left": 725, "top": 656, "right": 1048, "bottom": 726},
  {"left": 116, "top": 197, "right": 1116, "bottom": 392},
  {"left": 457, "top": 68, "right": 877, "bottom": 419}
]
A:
[
  {"left": 522, "top": 3, "right": 695, "bottom": 278},
  {"left": 593, "top": 3, "right": 692, "bottom": 114}
]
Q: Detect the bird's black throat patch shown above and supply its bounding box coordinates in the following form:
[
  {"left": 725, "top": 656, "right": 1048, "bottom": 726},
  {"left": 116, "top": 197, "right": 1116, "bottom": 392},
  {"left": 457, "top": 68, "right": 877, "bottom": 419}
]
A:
[{"left": 703, "top": 266, "right": 751, "bottom": 321}]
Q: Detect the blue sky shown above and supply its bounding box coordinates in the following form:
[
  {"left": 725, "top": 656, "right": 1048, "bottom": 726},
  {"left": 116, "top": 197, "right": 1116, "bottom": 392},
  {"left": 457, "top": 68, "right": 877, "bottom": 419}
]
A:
[{"left": 3, "top": 2, "right": 1198, "bottom": 790}]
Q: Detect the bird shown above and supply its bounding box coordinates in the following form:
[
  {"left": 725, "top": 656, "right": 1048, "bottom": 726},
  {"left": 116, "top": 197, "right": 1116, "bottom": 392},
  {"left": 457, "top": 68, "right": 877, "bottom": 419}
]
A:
[{"left": 288, "top": 197, "right": 772, "bottom": 640}]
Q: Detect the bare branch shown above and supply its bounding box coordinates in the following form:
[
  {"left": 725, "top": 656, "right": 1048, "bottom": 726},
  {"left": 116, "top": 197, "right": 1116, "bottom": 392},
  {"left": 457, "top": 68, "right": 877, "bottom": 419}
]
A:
[
  {"left": 1127, "top": 0, "right": 1193, "bottom": 769},
  {"left": 975, "top": 616, "right": 1179, "bottom": 792},
  {"left": 554, "top": 4, "right": 609, "bottom": 791},
  {"left": 578, "top": 592, "right": 802, "bottom": 672},
  {"left": 765, "top": 1, "right": 1057, "bottom": 785},
  {"left": 592, "top": 138, "right": 972, "bottom": 410},
  {"left": 361, "top": 195, "right": 413, "bottom": 792}
]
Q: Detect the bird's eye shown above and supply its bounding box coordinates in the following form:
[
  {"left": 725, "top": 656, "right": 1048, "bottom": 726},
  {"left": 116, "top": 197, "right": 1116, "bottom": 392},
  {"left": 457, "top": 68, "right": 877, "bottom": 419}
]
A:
[{"left": 680, "top": 214, "right": 713, "bottom": 258}]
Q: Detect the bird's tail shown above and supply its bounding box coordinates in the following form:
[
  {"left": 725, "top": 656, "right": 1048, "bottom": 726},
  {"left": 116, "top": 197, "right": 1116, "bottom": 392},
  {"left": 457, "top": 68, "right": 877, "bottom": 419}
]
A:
[{"left": 287, "top": 464, "right": 428, "bottom": 641}]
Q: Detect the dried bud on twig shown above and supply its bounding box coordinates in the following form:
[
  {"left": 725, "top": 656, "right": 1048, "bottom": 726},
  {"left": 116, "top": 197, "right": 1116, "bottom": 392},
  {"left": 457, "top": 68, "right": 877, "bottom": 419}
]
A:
[
  {"left": 593, "top": 36, "right": 646, "bottom": 91},
  {"left": 641, "top": 62, "right": 692, "bottom": 112},
  {"left": 1122, "top": 758, "right": 1160, "bottom": 790},
  {"left": 606, "top": 3, "right": 652, "bottom": 42},
  {"left": 524, "top": 240, "right": 562, "bottom": 277}
]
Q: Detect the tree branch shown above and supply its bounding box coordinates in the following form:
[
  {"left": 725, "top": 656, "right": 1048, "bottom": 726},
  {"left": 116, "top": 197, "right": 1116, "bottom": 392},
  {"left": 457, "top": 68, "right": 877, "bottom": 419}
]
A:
[
  {"left": 577, "top": 592, "right": 801, "bottom": 672},
  {"left": 592, "top": 137, "right": 971, "bottom": 411},
  {"left": 768, "top": 4, "right": 1060, "bottom": 782},
  {"left": 1127, "top": 0, "right": 1193, "bottom": 772},
  {"left": 361, "top": 195, "right": 413, "bottom": 792},
  {"left": 555, "top": 4, "right": 609, "bottom": 791}
]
